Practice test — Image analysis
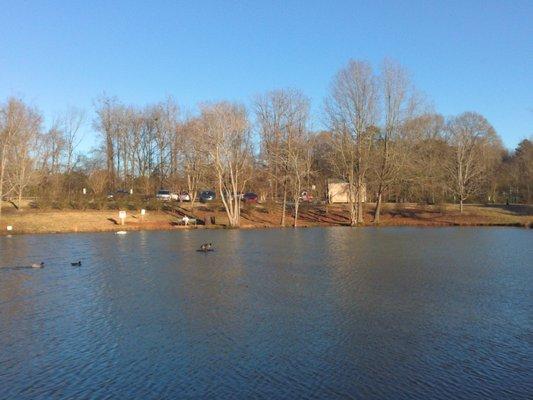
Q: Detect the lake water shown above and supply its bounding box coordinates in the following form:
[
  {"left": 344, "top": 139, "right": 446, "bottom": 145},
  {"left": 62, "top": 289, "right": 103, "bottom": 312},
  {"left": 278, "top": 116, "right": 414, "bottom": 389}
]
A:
[{"left": 0, "top": 227, "right": 531, "bottom": 399}]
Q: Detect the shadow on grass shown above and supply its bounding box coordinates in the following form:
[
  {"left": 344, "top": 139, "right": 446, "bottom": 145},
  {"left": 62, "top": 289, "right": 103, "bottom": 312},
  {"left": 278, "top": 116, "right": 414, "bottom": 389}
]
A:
[{"left": 482, "top": 204, "right": 533, "bottom": 216}]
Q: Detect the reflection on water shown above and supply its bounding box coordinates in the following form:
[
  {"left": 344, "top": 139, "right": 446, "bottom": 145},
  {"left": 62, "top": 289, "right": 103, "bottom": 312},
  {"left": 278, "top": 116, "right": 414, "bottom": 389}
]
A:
[{"left": 0, "top": 228, "right": 531, "bottom": 399}]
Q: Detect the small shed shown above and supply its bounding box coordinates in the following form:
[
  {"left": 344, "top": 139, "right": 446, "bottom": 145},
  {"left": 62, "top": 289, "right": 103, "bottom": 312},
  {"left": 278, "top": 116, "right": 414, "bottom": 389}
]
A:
[{"left": 327, "top": 179, "right": 366, "bottom": 204}]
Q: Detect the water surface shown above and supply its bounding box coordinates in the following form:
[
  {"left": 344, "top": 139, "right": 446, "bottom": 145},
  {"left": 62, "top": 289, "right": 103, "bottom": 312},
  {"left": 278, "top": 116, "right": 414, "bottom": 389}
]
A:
[{"left": 0, "top": 227, "right": 531, "bottom": 399}]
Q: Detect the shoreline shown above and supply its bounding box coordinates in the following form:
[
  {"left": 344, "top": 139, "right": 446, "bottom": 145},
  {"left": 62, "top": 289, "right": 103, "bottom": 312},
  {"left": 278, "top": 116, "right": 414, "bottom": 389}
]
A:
[
  {"left": 0, "top": 203, "right": 531, "bottom": 236},
  {"left": 0, "top": 222, "right": 530, "bottom": 238}
]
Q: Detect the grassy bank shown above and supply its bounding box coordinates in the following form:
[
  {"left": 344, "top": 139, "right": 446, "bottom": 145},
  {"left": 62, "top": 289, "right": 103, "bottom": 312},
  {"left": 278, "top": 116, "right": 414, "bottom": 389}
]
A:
[{"left": 0, "top": 201, "right": 531, "bottom": 235}]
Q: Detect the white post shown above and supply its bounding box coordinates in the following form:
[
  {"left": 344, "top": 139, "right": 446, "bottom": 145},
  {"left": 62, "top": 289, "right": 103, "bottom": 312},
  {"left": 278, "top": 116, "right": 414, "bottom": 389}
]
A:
[
  {"left": 6, "top": 225, "right": 13, "bottom": 231},
  {"left": 82, "top": 188, "right": 87, "bottom": 195},
  {"left": 140, "top": 209, "right": 146, "bottom": 222},
  {"left": 118, "top": 211, "right": 126, "bottom": 226}
]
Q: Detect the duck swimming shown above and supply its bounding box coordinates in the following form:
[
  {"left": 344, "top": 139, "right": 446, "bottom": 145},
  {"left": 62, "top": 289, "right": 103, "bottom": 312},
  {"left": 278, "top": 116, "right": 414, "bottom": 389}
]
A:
[
  {"left": 31, "top": 262, "right": 45, "bottom": 269},
  {"left": 197, "top": 243, "right": 214, "bottom": 252},
  {"left": 71, "top": 261, "right": 81, "bottom": 266}
]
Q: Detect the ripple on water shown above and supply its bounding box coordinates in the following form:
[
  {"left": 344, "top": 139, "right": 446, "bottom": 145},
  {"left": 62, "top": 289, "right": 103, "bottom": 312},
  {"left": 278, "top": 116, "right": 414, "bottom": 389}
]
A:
[{"left": 0, "top": 228, "right": 532, "bottom": 399}]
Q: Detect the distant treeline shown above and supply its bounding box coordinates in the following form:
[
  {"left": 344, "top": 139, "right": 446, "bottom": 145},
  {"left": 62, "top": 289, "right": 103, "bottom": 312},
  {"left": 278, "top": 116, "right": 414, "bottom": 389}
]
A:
[{"left": 0, "top": 59, "right": 531, "bottom": 226}]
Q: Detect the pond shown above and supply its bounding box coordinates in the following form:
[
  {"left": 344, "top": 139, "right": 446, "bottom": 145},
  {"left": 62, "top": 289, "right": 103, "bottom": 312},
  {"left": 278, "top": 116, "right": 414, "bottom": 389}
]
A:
[{"left": 0, "top": 227, "right": 531, "bottom": 399}]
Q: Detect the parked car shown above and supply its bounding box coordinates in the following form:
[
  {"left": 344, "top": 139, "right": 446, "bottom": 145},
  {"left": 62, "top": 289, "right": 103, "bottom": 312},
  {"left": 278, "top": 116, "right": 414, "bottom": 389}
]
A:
[
  {"left": 299, "top": 190, "right": 314, "bottom": 202},
  {"left": 199, "top": 190, "right": 216, "bottom": 202},
  {"left": 107, "top": 189, "right": 130, "bottom": 199},
  {"left": 156, "top": 189, "right": 178, "bottom": 201},
  {"left": 178, "top": 191, "right": 191, "bottom": 202},
  {"left": 242, "top": 192, "right": 258, "bottom": 203}
]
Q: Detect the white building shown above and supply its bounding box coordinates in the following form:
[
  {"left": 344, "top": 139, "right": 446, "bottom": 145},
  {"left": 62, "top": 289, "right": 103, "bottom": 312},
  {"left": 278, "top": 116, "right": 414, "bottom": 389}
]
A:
[{"left": 327, "top": 179, "right": 366, "bottom": 204}]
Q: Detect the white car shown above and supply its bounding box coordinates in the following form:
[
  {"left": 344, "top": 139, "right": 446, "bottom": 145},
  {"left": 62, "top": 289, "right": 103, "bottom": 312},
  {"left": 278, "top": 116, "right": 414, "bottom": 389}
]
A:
[
  {"left": 156, "top": 190, "right": 178, "bottom": 201},
  {"left": 178, "top": 191, "right": 191, "bottom": 202}
]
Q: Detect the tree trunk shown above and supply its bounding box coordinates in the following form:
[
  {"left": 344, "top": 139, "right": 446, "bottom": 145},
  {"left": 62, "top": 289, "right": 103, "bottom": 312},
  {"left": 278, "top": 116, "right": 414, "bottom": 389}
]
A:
[
  {"left": 293, "top": 199, "right": 299, "bottom": 227},
  {"left": 281, "top": 183, "right": 287, "bottom": 227},
  {"left": 106, "top": 132, "right": 115, "bottom": 191},
  {"left": 233, "top": 195, "right": 240, "bottom": 228},
  {"left": 349, "top": 203, "right": 357, "bottom": 226},
  {"left": 460, "top": 199, "right": 464, "bottom": 213},
  {"left": 348, "top": 170, "right": 357, "bottom": 226},
  {"left": 0, "top": 183, "right": 3, "bottom": 219},
  {"left": 270, "top": 177, "right": 275, "bottom": 210},
  {"left": 374, "top": 191, "right": 382, "bottom": 224},
  {"left": 0, "top": 147, "right": 5, "bottom": 218},
  {"left": 356, "top": 175, "right": 364, "bottom": 224}
]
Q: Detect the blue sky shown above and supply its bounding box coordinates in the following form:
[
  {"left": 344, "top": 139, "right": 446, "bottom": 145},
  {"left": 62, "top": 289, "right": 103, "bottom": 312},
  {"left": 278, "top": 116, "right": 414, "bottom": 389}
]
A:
[{"left": 1, "top": 0, "right": 531, "bottom": 150}]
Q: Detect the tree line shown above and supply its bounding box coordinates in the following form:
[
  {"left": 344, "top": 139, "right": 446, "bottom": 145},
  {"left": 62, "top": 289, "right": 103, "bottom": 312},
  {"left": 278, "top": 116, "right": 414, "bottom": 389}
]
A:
[{"left": 1, "top": 59, "right": 531, "bottom": 226}]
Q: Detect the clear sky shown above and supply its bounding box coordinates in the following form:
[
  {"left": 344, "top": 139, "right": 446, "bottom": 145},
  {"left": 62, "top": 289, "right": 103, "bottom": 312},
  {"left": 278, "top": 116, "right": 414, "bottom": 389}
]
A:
[{"left": 1, "top": 0, "right": 531, "bottom": 150}]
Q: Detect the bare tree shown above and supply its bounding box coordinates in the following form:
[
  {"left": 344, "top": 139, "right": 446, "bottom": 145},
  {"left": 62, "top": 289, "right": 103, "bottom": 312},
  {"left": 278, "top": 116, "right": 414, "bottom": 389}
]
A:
[
  {"left": 94, "top": 95, "right": 120, "bottom": 191},
  {"left": 288, "top": 132, "right": 313, "bottom": 227},
  {"left": 39, "top": 124, "right": 65, "bottom": 175},
  {"left": 179, "top": 117, "right": 209, "bottom": 210},
  {"left": 62, "top": 107, "right": 85, "bottom": 174},
  {"left": 255, "top": 89, "right": 310, "bottom": 226},
  {"left": 131, "top": 107, "right": 156, "bottom": 195},
  {"left": 372, "top": 59, "right": 420, "bottom": 223},
  {"left": 200, "top": 102, "right": 252, "bottom": 227},
  {"left": 87, "top": 169, "right": 108, "bottom": 196},
  {"left": 35, "top": 124, "right": 65, "bottom": 199},
  {"left": 8, "top": 130, "right": 40, "bottom": 209},
  {"left": 255, "top": 90, "right": 289, "bottom": 217},
  {"left": 0, "top": 99, "right": 18, "bottom": 216},
  {"left": 0, "top": 98, "right": 42, "bottom": 213},
  {"left": 402, "top": 114, "right": 447, "bottom": 203},
  {"left": 61, "top": 107, "right": 85, "bottom": 197},
  {"left": 326, "top": 60, "right": 379, "bottom": 225},
  {"left": 152, "top": 98, "right": 179, "bottom": 188},
  {"left": 445, "top": 112, "right": 499, "bottom": 212},
  {"left": 514, "top": 139, "right": 533, "bottom": 203}
]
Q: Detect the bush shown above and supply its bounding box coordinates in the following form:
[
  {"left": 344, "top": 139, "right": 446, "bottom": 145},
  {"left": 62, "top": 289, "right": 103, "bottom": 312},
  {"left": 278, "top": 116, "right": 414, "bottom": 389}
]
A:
[
  {"left": 144, "top": 199, "right": 163, "bottom": 211},
  {"left": 435, "top": 203, "right": 448, "bottom": 213}
]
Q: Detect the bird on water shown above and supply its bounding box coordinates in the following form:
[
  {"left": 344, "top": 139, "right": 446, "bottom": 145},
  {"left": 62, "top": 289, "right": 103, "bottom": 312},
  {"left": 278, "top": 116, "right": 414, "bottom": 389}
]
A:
[
  {"left": 31, "top": 262, "right": 44, "bottom": 268},
  {"left": 198, "top": 243, "right": 214, "bottom": 252},
  {"left": 71, "top": 261, "right": 81, "bottom": 266}
]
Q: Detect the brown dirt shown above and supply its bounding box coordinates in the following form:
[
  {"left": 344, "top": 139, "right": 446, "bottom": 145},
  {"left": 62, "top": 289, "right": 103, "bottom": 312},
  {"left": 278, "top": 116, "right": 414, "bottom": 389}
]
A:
[{"left": 0, "top": 202, "right": 531, "bottom": 236}]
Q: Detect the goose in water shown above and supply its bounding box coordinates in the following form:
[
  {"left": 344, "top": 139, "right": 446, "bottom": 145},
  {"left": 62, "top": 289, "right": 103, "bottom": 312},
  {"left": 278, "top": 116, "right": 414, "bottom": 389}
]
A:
[
  {"left": 71, "top": 261, "right": 81, "bottom": 266},
  {"left": 31, "top": 262, "right": 44, "bottom": 269},
  {"left": 198, "top": 243, "right": 214, "bottom": 252}
]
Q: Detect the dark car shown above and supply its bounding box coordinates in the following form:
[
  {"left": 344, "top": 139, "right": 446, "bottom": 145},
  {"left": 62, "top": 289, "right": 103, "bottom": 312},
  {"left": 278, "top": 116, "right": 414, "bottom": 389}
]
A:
[
  {"left": 199, "top": 190, "right": 216, "bottom": 202},
  {"left": 116, "top": 189, "right": 131, "bottom": 196},
  {"left": 107, "top": 189, "right": 131, "bottom": 199},
  {"left": 242, "top": 192, "right": 258, "bottom": 203}
]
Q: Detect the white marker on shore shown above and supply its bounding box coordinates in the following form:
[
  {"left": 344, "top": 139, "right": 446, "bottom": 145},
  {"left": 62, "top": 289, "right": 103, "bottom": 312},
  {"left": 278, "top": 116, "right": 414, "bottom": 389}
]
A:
[{"left": 118, "top": 211, "right": 126, "bottom": 225}]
